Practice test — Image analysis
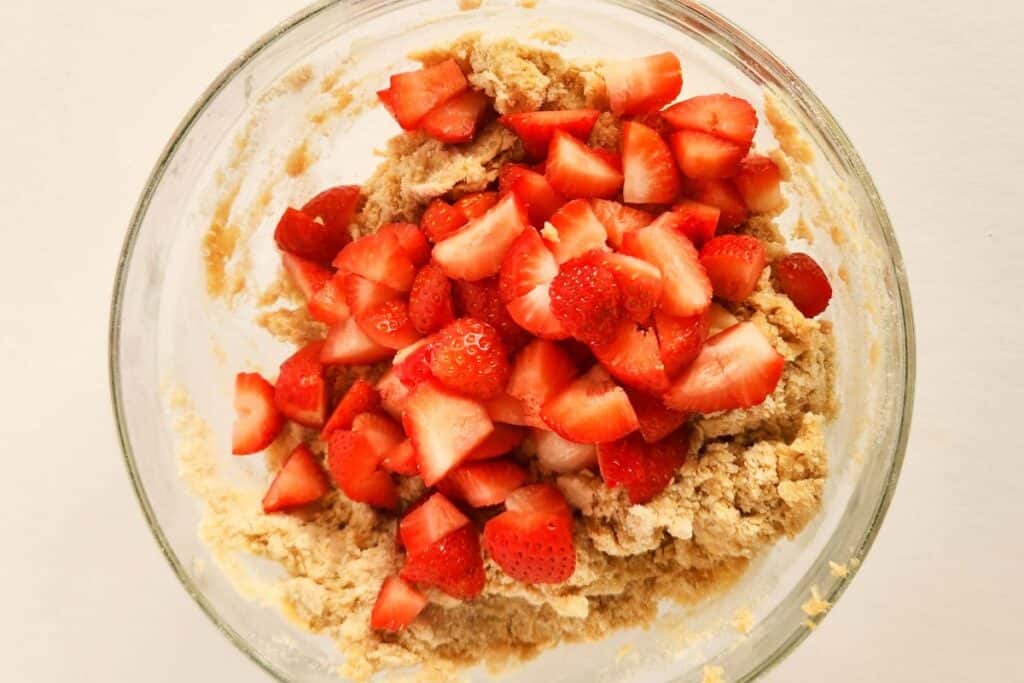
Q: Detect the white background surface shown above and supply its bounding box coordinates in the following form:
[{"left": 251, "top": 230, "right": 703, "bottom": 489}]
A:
[{"left": 1, "top": 0, "right": 1021, "bottom": 681}]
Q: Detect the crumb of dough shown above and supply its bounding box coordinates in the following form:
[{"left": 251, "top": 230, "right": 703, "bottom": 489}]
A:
[
  {"left": 283, "top": 65, "right": 314, "bottom": 92},
  {"left": 285, "top": 139, "right": 313, "bottom": 177},
  {"left": 703, "top": 665, "right": 725, "bottom": 683},
  {"left": 518, "top": 0, "right": 538, "bottom": 7},
  {"left": 530, "top": 27, "right": 574, "bottom": 46},
  {"left": 802, "top": 619, "right": 817, "bottom": 630},
  {"left": 765, "top": 93, "right": 814, "bottom": 164},
  {"left": 202, "top": 217, "right": 241, "bottom": 299},
  {"left": 457, "top": 0, "right": 482, "bottom": 9},
  {"left": 732, "top": 607, "right": 755, "bottom": 635},
  {"left": 588, "top": 111, "right": 621, "bottom": 149},
  {"left": 256, "top": 307, "right": 327, "bottom": 345},
  {"left": 801, "top": 585, "right": 831, "bottom": 617},
  {"left": 793, "top": 215, "right": 814, "bottom": 243},
  {"left": 829, "top": 561, "right": 850, "bottom": 578},
  {"left": 309, "top": 86, "right": 356, "bottom": 125}
]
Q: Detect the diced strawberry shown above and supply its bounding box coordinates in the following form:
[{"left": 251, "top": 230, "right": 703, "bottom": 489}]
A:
[
  {"left": 483, "top": 393, "right": 531, "bottom": 427},
  {"left": 670, "top": 200, "right": 719, "bottom": 247},
  {"left": 504, "top": 483, "right": 572, "bottom": 518},
  {"left": 232, "top": 372, "right": 284, "bottom": 455},
  {"left": 654, "top": 311, "right": 709, "bottom": 377},
  {"left": 388, "top": 59, "right": 468, "bottom": 129},
  {"left": 483, "top": 510, "right": 575, "bottom": 584},
  {"left": 549, "top": 254, "right": 621, "bottom": 345},
  {"left": 590, "top": 199, "right": 654, "bottom": 249},
  {"left": 356, "top": 299, "right": 422, "bottom": 350},
  {"left": 464, "top": 424, "right": 526, "bottom": 460},
  {"left": 403, "top": 382, "right": 495, "bottom": 486},
  {"left": 433, "top": 194, "right": 529, "bottom": 281},
  {"left": 428, "top": 318, "right": 510, "bottom": 400},
  {"left": 559, "top": 338, "right": 598, "bottom": 369},
  {"left": 664, "top": 322, "right": 784, "bottom": 413},
  {"left": 352, "top": 412, "right": 405, "bottom": 459},
  {"left": 307, "top": 273, "right": 352, "bottom": 326},
  {"left": 706, "top": 302, "right": 739, "bottom": 337},
  {"left": 499, "top": 228, "right": 559, "bottom": 303},
  {"left": 545, "top": 131, "right": 624, "bottom": 199},
  {"left": 321, "top": 317, "right": 393, "bottom": 365},
  {"left": 420, "top": 198, "right": 468, "bottom": 243},
  {"left": 281, "top": 253, "right": 332, "bottom": 301},
  {"left": 590, "top": 320, "right": 669, "bottom": 394},
  {"left": 774, "top": 253, "right": 832, "bottom": 317},
  {"left": 382, "top": 438, "right": 419, "bottom": 476},
  {"left": 662, "top": 93, "right": 757, "bottom": 147},
  {"left": 506, "top": 284, "right": 569, "bottom": 340},
  {"left": 342, "top": 273, "right": 400, "bottom": 316},
  {"left": 377, "top": 368, "right": 413, "bottom": 419},
  {"left": 670, "top": 130, "right": 746, "bottom": 180},
  {"left": 394, "top": 337, "right": 435, "bottom": 388},
  {"left": 622, "top": 212, "right": 712, "bottom": 317},
  {"left": 408, "top": 263, "right": 455, "bottom": 335},
  {"left": 699, "top": 234, "right": 766, "bottom": 301},
  {"left": 399, "top": 492, "right": 470, "bottom": 555},
  {"left": 628, "top": 110, "right": 674, "bottom": 138},
  {"left": 603, "top": 52, "right": 683, "bottom": 117},
  {"left": 321, "top": 379, "right": 380, "bottom": 439},
  {"left": 378, "top": 223, "right": 431, "bottom": 266},
  {"left": 327, "top": 430, "right": 398, "bottom": 509},
  {"left": 679, "top": 178, "right": 748, "bottom": 230},
  {"left": 370, "top": 576, "right": 427, "bottom": 632},
  {"left": 301, "top": 185, "right": 361, "bottom": 246},
  {"left": 376, "top": 87, "right": 401, "bottom": 125},
  {"left": 507, "top": 339, "right": 578, "bottom": 426},
  {"left": 262, "top": 444, "right": 330, "bottom": 513},
  {"left": 597, "top": 431, "right": 686, "bottom": 504},
  {"left": 534, "top": 429, "right": 597, "bottom": 473},
  {"left": 437, "top": 459, "right": 528, "bottom": 507},
  {"left": 734, "top": 155, "right": 784, "bottom": 213},
  {"left": 541, "top": 366, "right": 639, "bottom": 443},
  {"left": 586, "top": 251, "right": 662, "bottom": 323},
  {"left": 420, "top": 89, "right": 490, "bottom": 143},
  {"left": 624, "top": 388, "right": 688, "bottom": 444},
  {"left": 401, "top": 524, "right": 485, "bottom": 599},
  {"left": 499, "top": 109, "right": 601, "bottom": 158},
  {"left": 545, "top": 199, "right": 609, "bottom": 264},
  {"left": 453, "top": 278, "right": 531, "bottom": 352},
  {"left": 499, "top": 165, "right": 565, "bottom": 225},
  {"left": 334, "top": 231, "right": 416, "bottom": 292},
  {"left": 454, "top": 191, "right": 500, "bottom": 220},
  {"left": 621, "top": 121, "right": 681, "bottom": 204},
  {"left": 274, "top": 342, "right": 327, "bottom": 427},
  {"left": 274, "top": 208, "right": 344, "bottom": 265}
]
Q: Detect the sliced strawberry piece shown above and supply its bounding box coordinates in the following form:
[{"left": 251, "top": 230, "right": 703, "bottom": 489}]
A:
[
  {"left": 507, "top": 339, "right": 578, "bottom": 426},
  {"left": 664, "top": 322, "right": 784, "bottom": 412},
  {"left": 262, "top": 444, "right": 330, "bottom": 513},
  {"left": 420, "top": 198, "right": 468, "bottom": 243},
  {"left": 549, "top": 254, "right": 621, "bottom": 345},
  {"left": 499, "top": 164, "right": 565, "bottom": 225},
  {"left": 654, "top": 311, "right": 709, "bottom": 377},
  {"left": 734, "top": 154, "right": 784, "bottom": 213},
  {"left": 541, "top": 366, "right": 639, "bottom": 443},
  {"left": 327, "top": 430, "right": 397, "bottom": 509},
  {"left": 603, "top": 52, "right": 682, "bottom": 117},
  {"left": 274, "top": 342, "right": 327, "bottom": 427},
  {"left": 394, "top": 337, "right": 435, "bottom": 388},
  {"left": 382, "top": 438, "right": 419, "bottom": 476},
  {"left": 420, "top": 89, "right": 490, "bottom": 143},
  {"left": 300, "top": 185, "right": 360, "bottom": 245},
  {"left": 334, "top": 231, "right": 416, "bottom": 292},
  {"left": 483, "top": 392, "right": 531, "bottom": 427},
  {"left": 377, "top": 368, "right": 413, "bottom": 419},
  {"left": 706, "top": 302, "right": 739, "bottom": 337},
  {"left": 670, "top": 130, "right": 746, "bottom": 180},
  {"left": 433, "top": 194, "right": 529, "bottom": 281},
  {"left": 370, "top": 576, "right": 427, "bottom": 632},
  {"left": 342, "top": 272, "right": 400, "bottom": 316},
  {"left": 597, "top": 431, "right": 686, "bottom": 504},
  {"left": 671, "top": 199, "right": 720, "bottom": 248},
  {"left": 399, "top": 492, "right": 470, "bottom": 555},
  {"left": 321, "top": 317, "right": 393, "bottom": 365},
  {"left": 483, "top": 510, "right": 575, "bottom": 584},
  {"left": 401, "top": 524, "right": 485, "bottom": 599},
  {"left": 378, "top": 222, "right": 431, "bottom": 266},
  {"left": 506, "top": 284, "right": 569, "bottom": 340},
  {"left": 590, "top": 199, "right": 654, "bottom": 249},
  {"left": 437, "top": 459, "right": 528, "bottom": 507},
  {"left": 428, "top": 318, "right": 510, "bottom": 400},
  {"left": 505, "top": 483, "right": 572, "bottom": 518},
  {"left": 274, "top": 208, "right": 345, "bottom": 265},
  {"left": 545, "top": 199, "right": 609, "bottom": 264},
  {"left": 352, "top": 412, "right": 405, "bottom": 459},
  {"left": 662, "top": 93, "right": 758, "bottom": 147},
  {"left": 628, "top": 110, "right": 674, "bottom": 138},
  {"left": 679, "top": 178, "right": 748, "bottom": 230},
  {"left": 590, "top": 320, "right": 669, "bottom": 394},
  {"left": 500, "top": 108, "right": 601, "bottom": 158},
  {"left": 388, "top": 59, "right": 468, "bottom": 129},
  {"left": 465, "top": 424, "right": 526, "bottom": 460},
  {"left": 355, "top": 299, "right": 422, "bottom": 350},
  {"left": 499, "top": 228, "right": 559, "bottom": 303},
  {"left": 281, "top": 253, "right": 331, "bottom": 301},
  {"left": 454, "top": 191, "right": 500, "bottom": 220},
  {"left": 699, "top": 234, "right": 766, "bottom": 301},
  {"left": 534, "top": 429, "right": 597, "bottom": 474},
  {"left": 307, "top": 273, "right": 352, "bottom": 326},
  {"left": 408, "top": 263, "right": 455, "bottom": 335},
  {"left": 232, "top": 372, "right": 284, "bottom": 455},
  {"left": 545, "top": 131, "right": 624, "bottom": 199},
  {"left": 453, "top": 278, "right": 531, "bottom": 352},
  {"left": 622, "top": 212, "right": 712, "bottom": 317},
  {"left": 774, "top": 252, "right": 832, "bottom": 317},
  {"left": 624, "top": 388, "right": 688, "bottom": 444},
  {"left": 587, "top": 251, "right": 662, "bottom": 323},
  {"left": 621, "top": 121, "right": 681, "bottom": 204},
  {"left": 321, "top": 379, "right": 379, "bottom": 439},
  {"left": 376, "top": 87, "right": 401, "bottom": 125},
  {"left": 403, "top": 382, "right": 494, "bottom": 486}
]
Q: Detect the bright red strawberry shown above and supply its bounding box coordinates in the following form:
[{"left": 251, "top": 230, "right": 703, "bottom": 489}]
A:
[
  {"left": 662, "top": 93, "right": 757, "bottom": 147},
  {"left": 507, "top": 339, "right": 578, "bottom": 426},
  {"left": 465, "top": 424, "right": 526, "bottom": 460},
  {"left": 420, "top": 198, "right": 468, "bottom": 243},
  {"left": 376, "top": 87, "right": 400, "bottom": 124},
  {"left": 300, "top": 185, "right": 361, "bottom": 247},
  {"left": 624, "top": 388, "right": 688, "bottom": 444},
  {"left": 321, "top": 379, "right": 380, "bottom": 439},
  {"left": 670, "top": 130, "right": 746, "bottom": 180},
  {"left": 654, "top": 311, "right": 708, "bottom": 377},
  {"left": 356, "top": 299, "right": 422, "bottom": 350},
  {"left": 774, "top": 253, "right": 832, "bottom": 317},
  {"left": 437, "top": 459, "right": 528, "bottom": 507},
  {"left": 505, "top": 483, "right": 572, "bottom": 518},
  {"left": 621, "top": 121, "right": 681, "bottom": 204},
  {"left": 433, "top": 194, "right": 529, "bottom": 281},
  {"left": 454, "top": 191, "right": 500, "bottom": 220},
  {"left": 506, "top": 284, "right": 568, "bottom": 340},
  {"left": 499, "top": 164, "right": 565, "bottom": 225},
  {"left": 408, "top": 263, "right": 456, "bottom": 335},
  {"left": 428, "top": 318, "right": 510, "bottom": 399},
  {"left": 589, "top": 199, "right": 653, "bottom": 249},
  {"left": 377, "top": 368, "right": 413, "bottom": 419},
  {"left": 453, "top": 278, "right": 531, "bottom": 351},
  {"left": 500, "top": 108, "right": 601, "bottom": 158},
  {"left": 420, "top": 89, "right": 490, "bottom": 143},
  {"left": 281, "top": 253, "right": 331, "bottom": 301},
  {"left": 679, "top": 178, "right": 748, "bottom": 230},
  {"left": 597, "top": 431, "right": 686, "bottom": 504},
  {"left": 534, "top": 429, "right": 597, "bottom": 474},
  {"left": 262, "top": 444, "right": 330, "bottom": 513},
  {"left": 321, "top": 317, "right": 394, "bottom": 365},
  {"left": 382, "top": 438, "right": 419, "bottom": 476},
  {"left": 327, "top": 430, "right": 398, "bottom": 509},
  {"left": 622, "top": 212, "right": 712, "bottom": 317},
  {"left": 484, "top": 392, "right": 531, "bottom": 427},
  {"left": 603, "top": 52, "right": 683, "bottom": 117},
  {"left": 549, "top": 255, "right": 621, "bottom": 345},
  {"left": 706, "top": 302, "right": 739, "bottom": 337},
  {"left": 403, "top": 382, "right": 494, "bottom": 485},
  {"left": 388, "top": 59, "right": 468, "bottom": 129},
  {"left": 664, "top": 322, "right": 784, "bottom": 412},
  {"left": 274, "top": 208, "right": 346, "bottom": 265},
  {"left": 400, "top": 492, "right": 469, "bottom": 555},
  {"left": 232, "top": 372, "right": 284, "bottom": 455},
  {"left": 378, "top": 222, "right": 431, "bottom": 266},
  {"left": 671, "top": 199, "right": 720, "bottom": 247},
  {"left": 352, "top": 412, "right": 405, "bottom": 460},
  {"left": 499, "top": 228, "right": 559, "bottom": 303},
  {"left": 483, "top": 509, "right": 575, "bottom": 584},
  {"left": 586, "top": 251, "right": 662, "bottom": 323},
  {"left": 401, "top": 524, "right": 486, "bottom": 599},
  {"left": 307, "top": 273, "right": 351, "bottom": 326},
  {"left": 545, "top": 199, "right": 609, "bottom": 264},
  {"left": 545, "top": 131, "right": 624, "bottom": 199},
  {"left": 541, "top": 366, "right": 639, "bottom": 443},
  {"left": 370, "top": 576, "right": 427, "bottom": 632},
  {"left": 334, "top": 231, "right": 416, "bottom": 292},
  {"left": 734, "top": 154, "right": 784, "bottom": 213},
  {"left": 699, "top": 234, "right": 766, "bottom": 302},
  {"left": 342, "top": 273, "right": 400, "bottom": 315},
  {"left": 274, "top": 342, "right": 327, "bottom": 427},
  {"left": 590, "top": 320, "right": 669, "bottom": 394},
  {"left": 394, "top": 337, "right": 435, "bottom": 388}
]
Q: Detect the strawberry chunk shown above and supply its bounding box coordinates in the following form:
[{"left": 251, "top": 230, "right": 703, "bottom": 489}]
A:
[
  {"left": 342, "top": 273, "right": 400, "bottom": 316},
  {"left": 590, "top": 199, "right": 654, "bottom": 248},
  {"left": 706, "top": 302, "right": 739, "bottom": 337},
  {"left": 454, "top": 191, "right": 500, "bottom": 220},
  {"left": 541, "top": 366, "right": 639, "bottom": 443},
  {"left": 408, "top": 263, "right": 456, "bottom": 335},
  {"left": 603, "top": 52, "right": 683, "bottom": 117},
  {"left": 371, "top": 576, "right": 427, "bottom": 632},
  {"left": 505, "top": 483, "right": 572, "bottom": 518},
  {"left": 500, "top": 109, "right": 601, "bottom": 158},
  {"left": 394, "top": 337, "right": 435, "bottom": 388},
  {"left": 499, "top": 165, "right": 565, "bottom": 225},
  {"left": 382, "top": 438, "right": 419, "bottom": 476},
  {"left": 352, "top": 412, "right": 405, "bottom": 460},
  {"left": 699, "top": 234, "right": 767, "bottom": 302},
  {"left": 321, "top": 317, "right": 394, "bottom": 365},
  {"left": 399, "top": 492, "right": 469, "bottom": 556},
  {"left": 484, "top": 392, "right": 531, "bottom": 427},
  {"left": 403, "top": 382, "right": 494, "bottom": 486},
  {"left": 483, "top": 510, "right": 575, "bottom": 584},
  {"left": 590, "top": 320, "right": 669, "bottom": 394},
  {"left": 670, "top": 200, "right": 720, "bottom": 248},
  {"left": 545, "top": 199, "right": 609, "bottom": 264},
  {"left": 274, "top": 342, "right": 327, "bottom": 427},
  {"left": 545, "top": 131, "right": 624, "bottom": 199},
  {"left": 597, "top": 431, "right": 686, "bottom": 504},
  {"left": 507, "top": 339, "right": 578, "bottom": 427},
  {"left": 506, "top": 284, "right": 569, "bottom": 340},
  {"left": 378, "top": 223, "right": 431, "bottom": 267},
  {"left": 376, "top": 87, "right": 400, "bottom": 125},
  {"left": 307, "top": 273, "right": 352, "bottom": 326},
  {"left": 327, "top": 430, "right": 398, "bottom": 509},
  {"left": 437, "top": 459, "right": 528, "bottom": 507},
  {"left": 262, "top": 444, "right": 330, "bottom": 513},
  {"left": 624, "top": 388, "right": 689, "bottom": 444},
  {"left": 670, "top": 130, "right": 746, "bottom": 180},
  {"left": 664, "top": 322, "right": 784, "bottom": 413},
  {"left": 321, "top": 379, "right": 379, "bottom": 439},
  {"left": 549, "top": 254, "right": 621, "bottom": 345},
  {"left": 300, "top": 185, "right": 361, "bottom": 247},
  {"left": 622, "top": 212, "right": 712, "bottom": 317},
  {"left": 232, "top": 372, "right": 284, "bottom": 455},
  {"left": 281, "top": 253, "right": 332, "bottom": 301},
  {"left": 428, "top": 318, "right": 510, "bottom": 400},
  {"left": 420, "top": 198, "right": 468, "bottom": 243},
  {"left": 774, "top": 253, "right": 832, "bottom": 317},
  {"left": 377, "top": 369, "right": 413, "bottom": 419},
  {"left": 274, "top": 208, "right": 345, "bottom": 265},
  {"left": 662, "top": 94, "right": 758, "bottom": 147},
  {"left": 356, "top": 299, "right": 422, "bottom": 350},
  {"left": 420, "top": 89, "right": 490, "bottom": 143},
  {"left": 621, "top": 121, "right": 681, "bottom": 204},
  {"left": 534, "top": 429, "right": 597, "bottom": 474},
  {"left": 401, "top": 524, "right": 485, "bottom": 599},
  {"left": 734, "top": 154, "right": 784, "bottom": 213},
  {"left": 465, "top": 424, "right": 526, "bottom": 460},
  {"left": 433, "top": 194, "right": 529, "bottom": 281},
  {"left": 334, "top": 231, "right": 416, "bottom": 292},
  {"left": 679, "top": 178, "right": 748, "bottom": 230},
  {"left": 654, "top": 311, "right": 709, "bottom": 377},
  {"left": 587, "top": 251, "right": 662, "bottom": 324},
  {"left": 388, "top": 59, "right": 468, "bottom": 129},
  {"left": 499, "top": 228, "right": 559, "bottom": 303},
  {"left": 454, "top": 279, "right": 531, "bottom": 352}
]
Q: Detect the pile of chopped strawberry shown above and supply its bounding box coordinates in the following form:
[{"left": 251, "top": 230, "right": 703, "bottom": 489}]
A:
[{"left": 229, "top": 48, "right": 835, "bottom": 634}]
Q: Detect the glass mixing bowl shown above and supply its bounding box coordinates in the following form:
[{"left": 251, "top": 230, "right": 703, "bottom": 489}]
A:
[{"left": 109, "top": 1, "right": 915, "bottom": 681}]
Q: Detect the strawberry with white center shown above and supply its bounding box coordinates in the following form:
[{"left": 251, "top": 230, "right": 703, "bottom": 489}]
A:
[
  {"left": 376, "top": 368, "right": 412, "bottom": 419},
  {"left": 602, "top": 52, "right": 683, "bottom": 117},
  {"left": 706, "top": 303, "right": 739, "bottom": 337},
  {"left": 545, "top": 131, "right": 624, "bottom": 199},
  {"left": 321, "top": 379, "right": 380, "bottom": 439},
  {"left": 733, "top": 155, "right": 785, "bottom": 213},
  {"left": 500, "top": 109, "right": 601, "bottom": 158},
  {"left": 355, "top": 299, "right": 422, "bottom": 350},
  {"left": 499, "top": 164, "right": 565, "bottom": 226},
  {"left": 399, "top": 493, "right": 485, "bottom": 599},
  {"left": 307, "top": 274, "right": 351, "bottom": 326},
  {"left": 506, "top": 339, "right": 578, "bottom": 427},
  {"left": 774, "top": 252, "right": 833, "bottom": 317},
  {"left": 420, "top": 89, "right": 490, "bottom": 144},
  {"left": 534, "top": 429, "right": 597, "bottom": 474},
  {"left": 621, "top": 120, "right": 681, "bottom": 204},
  {"left": 274, "top": 342, "right": 327, "bottom": 427},
  {"left": 505, "top": 284, "right": 568, "bottom": 340},
  {"left": 699, "top": 234, "right": 767, "bottom": 302},
  {"left": 589, "top": 320, "right": 670, "bottom": 394},
  {"left": 662, "top": 94, "right": 758, "bottom": 148},
  {"left": 321, "top": 317, "right": 393, "bottom": 365},
  {"left": 549, "top": 254, "right": 622, "bottom": 345},
  {"left": 262, "top": 444, "right": 331, "bottom": 513},
  {"left": 679, "top": 178, "right": 749, "bottom": 230},
  {"left": 669, "top": 130, "right": 746, "bottom": 180},
  {"left": 597, "top": 430, "right": 687, "bottom": 504},
  {"left": 622, "top": 212, "right": 712, "bottom": 317},
  {"left": 334, "top": 231, "right": 417, "bottom": 292},
  {"left": 342, "top": 273, "right": 400, "bottom": 316},
  {"left": 393, "top": 337, "right": 435, "bottom": 388},
  {"left": 386, "top": 59, "right": 468, "bottom": 129},
  {"left": 352, "top": 412, "right": 405, "bottom": 460},
  {"left": 671, "top": 200, "right": 720, "bottom": 248},
  {"left": 504, "top": 483, "right": 573, "bottom": 518},
  {"left": 437, "top": 459, "right": 528, "bottom": 507},
  {"left": 664, "top": 321, "right": 784, "bottom": 413},
  {"left": 499, "top": 228, "right": 560, "bottom": 303},
  {"left": 403, "top": 381, "right": 494, "bottom": 486},
  {"left": 432, "top": 193, "right": 529, "bottom": 281},
  {"left": 654, "top": 310, "right": 709, "bottom": 377},
  {"left": 232, "top": 372, "right": 284, "bottom": 455},
  {"left": 327, "top": 429, "right": 398, "bottom": 510},
  {"left": 585, "top": 251, "right": 663, "bottom": 324},
  {"left": 484, "top": 392, "right": 531, "bottom": 427},
  {"left": 370, "top": 576, "right": 427, "bottom": 632},
  {"left": 399, "top": 492, "right": 469, "bottom": 555},
  {"left": 428, "top": 318, "right": 510, "bottom": 400},
  {"left": 541, "top": 365, "right": 639, "bottom": 443},
  {"left": 483, "top": 502, "right": 576, "bottom": 584},
  {"left": 545, "top": 199, "right": 609, "bottom": 264},
  {"left": 589, "top": 199, "right": 654, "bottom": 249},
  {"left": 377, "top": 223, "right": 431, "bottom": 267},
  {"left": 465, "top": 424, "right": 526, "bottom": 460},
  {"left": 281, "top": 253, "right": 332, "bottom": 301}
]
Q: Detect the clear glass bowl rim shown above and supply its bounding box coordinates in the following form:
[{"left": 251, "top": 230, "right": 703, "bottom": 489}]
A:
[{"left": 108, "top": 1, "right": 916, "bottom": 681}]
